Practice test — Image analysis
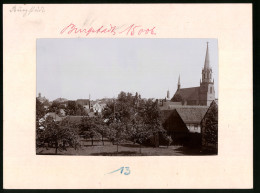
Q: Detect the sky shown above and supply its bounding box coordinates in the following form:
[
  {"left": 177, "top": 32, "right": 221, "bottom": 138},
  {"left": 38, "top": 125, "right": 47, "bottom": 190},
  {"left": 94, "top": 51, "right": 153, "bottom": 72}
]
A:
[{"left": 37, "top": 38, "right": 218, "bottom": 101}]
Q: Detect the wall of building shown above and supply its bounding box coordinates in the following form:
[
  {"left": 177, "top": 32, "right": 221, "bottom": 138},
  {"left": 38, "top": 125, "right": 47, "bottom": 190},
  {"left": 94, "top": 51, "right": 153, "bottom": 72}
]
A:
[{"left": 186, "top": 124, "right": 201, "bottom": 133}]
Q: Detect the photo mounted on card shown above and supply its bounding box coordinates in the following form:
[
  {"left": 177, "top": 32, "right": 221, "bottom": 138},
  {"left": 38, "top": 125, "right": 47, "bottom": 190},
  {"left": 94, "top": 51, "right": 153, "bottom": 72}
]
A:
[
  {"left": 3, "top": 4, "right": 252, "bottom": 189},
  {"left": 36, "top": 38, "right": 218, "bottom": 156}
]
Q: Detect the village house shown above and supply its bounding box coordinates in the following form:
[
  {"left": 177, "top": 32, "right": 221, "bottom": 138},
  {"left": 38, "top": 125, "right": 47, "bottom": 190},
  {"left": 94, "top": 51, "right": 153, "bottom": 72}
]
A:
[
  {"left": 93, "top": 102, "right": 106, "bottom": 114},
  {"left": 161, "top": 106, "right": 208, "bottom": 145}
]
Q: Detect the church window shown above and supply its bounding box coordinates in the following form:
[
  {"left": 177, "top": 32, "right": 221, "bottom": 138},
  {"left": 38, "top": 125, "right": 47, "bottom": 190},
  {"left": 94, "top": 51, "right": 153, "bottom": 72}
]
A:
[{"left": 210, "top": 87, "right": 212, "bottom": 93}]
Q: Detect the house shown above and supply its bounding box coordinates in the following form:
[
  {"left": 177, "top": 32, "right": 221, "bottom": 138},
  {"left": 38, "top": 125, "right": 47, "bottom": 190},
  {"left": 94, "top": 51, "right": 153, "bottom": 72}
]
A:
[
  {"left": 160, "top": 106, "right": 208, "bottom": 145},
  {"left": 175, "top": 106, "right": 208, "bottom": 133},
  {"left": 201, "top": 100, "right": 218, "bottom": 152},
  {"left": 93, "top": 102, "right": 106, "bottom": 113}
]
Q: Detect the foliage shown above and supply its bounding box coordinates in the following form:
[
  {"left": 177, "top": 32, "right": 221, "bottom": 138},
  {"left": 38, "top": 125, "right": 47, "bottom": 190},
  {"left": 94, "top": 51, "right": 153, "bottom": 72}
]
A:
[
  {"left": 103, "top": 92, "right": 164, "bottom": 149},
  {"left": 48, "top": 101, "right": 62, "bottom": 115},
  {"left": 203, "top": 101, "right": 218, "bottom": 147},
  {"left": 36, "top": 98, "right": 46, "bottom": 147},
  {"left": 79, "top": 116, "right": 101, "bottom": 146},
  {"left": 65, "top": 101, "right": 86, "bottom": 116},
  {"left": 37, "top": 116, "right": 81, "bottom": 154}
]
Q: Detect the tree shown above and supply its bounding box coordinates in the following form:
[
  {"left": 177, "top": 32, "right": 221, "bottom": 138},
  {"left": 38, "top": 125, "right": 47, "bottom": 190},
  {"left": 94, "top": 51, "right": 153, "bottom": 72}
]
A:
[
  {"left": 65, "top": 101, "right": 86, "bottom": 116},
  {"left": 141, "top": 99, "right": 164, "bottom": 147},
  {"left": 103, "top": 91, "right": 165, "bottom": 148},
  {"left": 40, "top": 116, "right": 81, "bottom": 154},
  {"left": 95, "top": 116, "right": 109, "bottom": 146},
  {"left": 109, "top": 121, "right": 128, "bottom": 153},
  {"left": 79, "top": 116, "right": 101, "bottom": 146},
  {"left": 130, "top": 115, "right": 152, "bottom": 153},
  {"left": 203, "top": 102, "right": 218, "bottom": 149},
  {"left": 171, "top": 93, "right": 183, "bottom": 102},
  {"left": 36, "top": 98, "right": 46, "bottom": 148},
  {"left": 48, "top": 101, "right": 61, "bottom": 114}
]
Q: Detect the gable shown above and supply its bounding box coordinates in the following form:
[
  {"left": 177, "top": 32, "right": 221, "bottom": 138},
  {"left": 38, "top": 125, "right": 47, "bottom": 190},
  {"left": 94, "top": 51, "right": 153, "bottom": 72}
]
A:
[
  {"left": 175, "top": 107, "right": 208, "bottom": 124},
  {"left": 160, "top": 110, "right": 189, "bottom": 132}
]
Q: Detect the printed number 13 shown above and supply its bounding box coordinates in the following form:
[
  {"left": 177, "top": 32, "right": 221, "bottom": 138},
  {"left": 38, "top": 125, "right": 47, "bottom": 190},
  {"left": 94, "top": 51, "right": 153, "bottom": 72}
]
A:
[{"left": 108, "top": 167, "right": 131, "bottom": 175}]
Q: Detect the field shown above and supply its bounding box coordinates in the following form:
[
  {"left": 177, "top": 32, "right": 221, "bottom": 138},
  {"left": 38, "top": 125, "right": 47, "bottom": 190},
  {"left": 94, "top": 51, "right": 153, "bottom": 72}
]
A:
[{"left": 36, "top": 139, "right": 213, "bottom": 156}]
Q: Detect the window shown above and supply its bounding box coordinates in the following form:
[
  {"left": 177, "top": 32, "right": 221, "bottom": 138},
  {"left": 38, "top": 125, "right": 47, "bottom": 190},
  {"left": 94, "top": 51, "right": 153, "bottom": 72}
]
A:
[{"left": 210, "top": 87, "right": 212, "bottom": 93}]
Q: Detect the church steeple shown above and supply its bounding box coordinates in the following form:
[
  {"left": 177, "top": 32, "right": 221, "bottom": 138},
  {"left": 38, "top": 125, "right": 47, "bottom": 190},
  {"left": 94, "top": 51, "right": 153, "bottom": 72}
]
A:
[
  {"left": 177, "top": 75, "right": 181, "bottom": 90},
  {"left": 204, "top": 42, "right": 210, "bottom": 70},
  {"left": 201, "top": 42, "right": 212, "bottom": 83}
]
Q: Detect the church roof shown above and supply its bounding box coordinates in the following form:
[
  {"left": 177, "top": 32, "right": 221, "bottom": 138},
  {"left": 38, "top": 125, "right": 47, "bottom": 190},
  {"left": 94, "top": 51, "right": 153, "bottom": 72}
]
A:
[
  {"left": 175, "top": 87, "right": 200, "bottom": 101},
  {"left": 175, "top": 107, "right": 208, "bottom": 124}
]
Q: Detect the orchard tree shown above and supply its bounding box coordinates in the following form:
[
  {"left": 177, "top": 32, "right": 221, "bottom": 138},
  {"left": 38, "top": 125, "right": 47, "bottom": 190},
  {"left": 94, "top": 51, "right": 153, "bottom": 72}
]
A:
[
  {"left": 95, "top": 116, "right": 109, "bottom": 146},
  {"left": 80, "top": 116, "right": 101, "bottom": 146},
  {"left": 141, "top": 99, "right": 164, "bottom": 147},
  {"left": 109, "top": 121, "right": 128, "bottom": 153},
  {"left": 40, "top": 116, "right": 81, "bottom": 154}
]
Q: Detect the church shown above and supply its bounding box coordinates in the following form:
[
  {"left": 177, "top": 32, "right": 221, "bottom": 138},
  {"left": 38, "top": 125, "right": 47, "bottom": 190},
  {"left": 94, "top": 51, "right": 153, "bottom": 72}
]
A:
[{"left": 172, "top": 43, "right": 215, "bottom": 106}]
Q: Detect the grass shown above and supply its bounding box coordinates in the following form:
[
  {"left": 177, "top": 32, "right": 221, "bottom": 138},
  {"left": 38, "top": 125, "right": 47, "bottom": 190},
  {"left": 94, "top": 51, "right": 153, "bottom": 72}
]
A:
[{"left": 36, "top": 139, "right": 214, "bottom": 156}]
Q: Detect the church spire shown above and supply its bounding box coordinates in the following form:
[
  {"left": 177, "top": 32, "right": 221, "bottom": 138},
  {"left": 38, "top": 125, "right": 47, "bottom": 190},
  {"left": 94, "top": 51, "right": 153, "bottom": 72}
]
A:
[
  {"left": 201, "top": 42, "right": 213, "bottom": 83},
  {"left": 204, "top": 42, "right": 211, "bottom": 70},
  {"left": 177, "top": 75, "right": 181, "bottom": 90}
]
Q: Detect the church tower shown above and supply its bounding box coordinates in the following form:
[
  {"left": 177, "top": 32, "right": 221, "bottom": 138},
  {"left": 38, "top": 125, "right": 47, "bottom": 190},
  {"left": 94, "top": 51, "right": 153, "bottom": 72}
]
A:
[
  {"left": 166, "top": 89, "right": 170, "bottom": 100},
  {"left": 199, "top": 42, "right": 215, "bottom": 106}
]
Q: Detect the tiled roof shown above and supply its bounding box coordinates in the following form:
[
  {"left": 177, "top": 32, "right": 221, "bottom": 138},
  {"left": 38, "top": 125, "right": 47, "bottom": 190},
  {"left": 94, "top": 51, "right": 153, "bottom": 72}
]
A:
[
  {"left": 158, "top": 101, "right": 183, "bottom": 110},
  {"left": 175, "top": 107, "right": 208, "bottom": 124},
  {"left": 175, "top": 87, "right": 200, "bottom": 101},
  {"left": 45, "top": 112, "right": 63, "bottom": 122},
  {"left": 76, "top": 99, "right": 90, "bottom": 105},
  {"left": 160, "top": 109, "right": 175, "bottom": 122}
]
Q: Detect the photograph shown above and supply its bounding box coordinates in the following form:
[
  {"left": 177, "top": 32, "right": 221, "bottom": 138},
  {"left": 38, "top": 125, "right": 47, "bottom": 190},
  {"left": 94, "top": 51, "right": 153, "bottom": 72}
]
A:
[{"left": 36, "top": 38, "right": 218, "bottom": 156}]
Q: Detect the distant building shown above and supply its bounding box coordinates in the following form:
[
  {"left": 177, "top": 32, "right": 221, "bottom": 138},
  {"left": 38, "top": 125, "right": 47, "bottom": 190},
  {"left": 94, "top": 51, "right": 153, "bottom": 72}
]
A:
[
  {"left": 172, "top": 43, "right": 215, "bottom": 106},
  {"left": 37, "top": 93, "right": 48, "bottom": 103},
  {"left": 53, "top": 97, "right": 68, "bottom": 103},
  {"left": 76, "top": 99, "right": 90, "bottom": 106},
  {"left": 93, "top": 102, "right": 106, "bottom": 113}
]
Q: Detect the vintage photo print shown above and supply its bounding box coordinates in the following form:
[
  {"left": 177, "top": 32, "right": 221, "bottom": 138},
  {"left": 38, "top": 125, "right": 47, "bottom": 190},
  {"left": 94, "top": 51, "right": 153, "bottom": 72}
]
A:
[{"left": 36, "top": 38, "right": 218, "bottom": 156}]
